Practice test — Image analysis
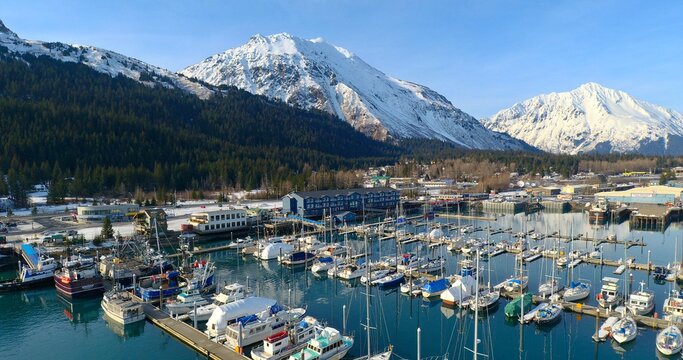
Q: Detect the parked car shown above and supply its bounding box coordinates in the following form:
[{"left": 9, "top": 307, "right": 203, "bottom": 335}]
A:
[{"left": 67, "top": 230, "right": 78, "bottom": 236}]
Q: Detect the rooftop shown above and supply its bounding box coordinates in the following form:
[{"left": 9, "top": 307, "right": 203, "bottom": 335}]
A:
[
  {"left": 287, "top": 187, "right": 396, "bottom": 198},
  {"left": 595, "top": 185, "right": 683, "bottom": 198}
]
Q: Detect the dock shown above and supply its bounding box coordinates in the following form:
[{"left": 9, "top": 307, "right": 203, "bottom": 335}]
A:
[{"left": 140, "top": 301, "right": 247, "bottom": 360}]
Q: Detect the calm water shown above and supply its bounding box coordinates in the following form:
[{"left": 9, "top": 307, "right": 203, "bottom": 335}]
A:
[{"left": 2, "top": 211, "right": 682, "bottom": 360}]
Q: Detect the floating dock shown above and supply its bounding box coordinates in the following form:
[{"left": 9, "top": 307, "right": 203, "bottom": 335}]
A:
[{"left": 139, "top": 301, "right": 247, "bottom": 360}]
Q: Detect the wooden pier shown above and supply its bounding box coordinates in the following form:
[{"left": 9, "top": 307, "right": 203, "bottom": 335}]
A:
[{"left": 140, "top": 302, "right": 247, "bottom": 360}]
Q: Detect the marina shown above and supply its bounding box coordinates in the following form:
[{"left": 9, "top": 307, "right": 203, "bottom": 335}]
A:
[{"left": 4, "top": 207, "right": 683, "bottom": 359}]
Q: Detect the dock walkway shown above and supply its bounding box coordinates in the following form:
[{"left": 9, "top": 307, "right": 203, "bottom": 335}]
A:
[{"left": 140, "top": 303, "right": 246, "bottom": 360}]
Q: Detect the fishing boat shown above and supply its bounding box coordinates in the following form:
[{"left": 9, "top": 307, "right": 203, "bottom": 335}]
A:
[
  {"left": 205, "top": 297, "right": 278, "bottom": 337},
  {"left": 0, "top": 261, "right": 56, "bottom": 291},
  {"left": 279, "top": 251, "right": 316, "bottom": 266},
  {"left": 596, "top": 277, "right": 622, "bottom": 308},
  {"left": 250, "top": 317, "right": 320, "bottom": 360},
  {"left": 421, "top": 278, "right": 450, "bottom": 298},
  {"left": 311, "top": 257, "right": 336, "bottom": 274},
  {"left": 504, "top": 293, "right": 532, "bottom": 318},
  {"left": 656, "top": 325, "right": 683, "bottom": 355},
  {"left": 225, "top": 305, "right": 307, "bottom": 348},
  {"left": 626, "top": 282, "right": 655, "bottom": 315},
  {"left": 165, "top": 288, "right": 213, "bottom": 316},
  {"left": 101, "top": 289, "right": 145, "bottom": 325},
  {"left": 610, "top": 315, "right": 637, "bottom": 344},
  {"left": 375, "top": 272, "right": 404, "bottom": 288},
  {"left": 287, "top": 326, "right": 353, "bottom": 360},
  {"left": 186, "top": 282, "right": 248, "bottom": 321},
  {"left": 458, "top": 258, "right": 477, "bottom": 277},
  {"left": 135, "top": 270, "right": 186, "bottom": 302},
  {"left": 54, "top": 263, "right": 105, "bottom": 298}
]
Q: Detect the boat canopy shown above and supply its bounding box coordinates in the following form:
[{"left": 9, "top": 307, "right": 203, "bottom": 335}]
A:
[{"left": 423, "top": 278, "right": 449, "bottom": 293}]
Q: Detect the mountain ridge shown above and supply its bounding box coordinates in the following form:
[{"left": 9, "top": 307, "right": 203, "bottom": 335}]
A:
[
  {"left": 181, "top": 33, "right": 532, "bottom": 151},
  {"left": 482, "top": 82, "right": 683, "bottom": 155}
]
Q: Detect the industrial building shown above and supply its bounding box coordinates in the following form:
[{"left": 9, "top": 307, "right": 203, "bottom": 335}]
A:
[
  {"left": 282, "top": 187, "right": 399, "bottom": 218},
  {"left": 76, "top": 204, "right": 140, "bottom": 222},
  {"left": 595, "top": 185, "right": 682, "bottom": 205}
]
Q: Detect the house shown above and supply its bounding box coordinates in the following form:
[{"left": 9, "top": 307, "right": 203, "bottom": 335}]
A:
[
  {"left": 134, "top": 208, "right": 168, "bottom": 235},
  {"left": 282, "top": 187, "right": 400, "bottom": 218},
  {"left": 76, "top": 204, "right": 140, "bottom": 223},
  {"left": 333, "top": 211, "right": 357, "bottom": 224}
]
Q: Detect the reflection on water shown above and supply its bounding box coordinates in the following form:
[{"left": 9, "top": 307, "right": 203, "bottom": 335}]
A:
[
  {"left": 56, "top": 293, "right": 101, "bottom": 325},
  {"left": 103, "top": 314, "right": 146, "bottom": 339}
]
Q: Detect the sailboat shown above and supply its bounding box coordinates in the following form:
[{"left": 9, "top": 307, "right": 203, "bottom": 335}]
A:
[
  {"left": 538, "top": 233, "right": 563, "bottom": 298},
  {"left": 610, "top": 311, "right": 637, "bottom": 344},
  {"left": 469, "top": 237, "right": 499, "bottom": 311},
  {"left": 656, "top": 324, "right": 683, "bottom": 355},
  {"left": 562, "top": 221, "right": 591, "bottom": 302},
  {"left": 505, "top": 246, "right": 532, "bottom": 319}
]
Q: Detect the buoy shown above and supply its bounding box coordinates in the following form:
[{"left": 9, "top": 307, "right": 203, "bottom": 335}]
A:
[{"left": 654, "top": 312, "right": 658, "bottom": 319}]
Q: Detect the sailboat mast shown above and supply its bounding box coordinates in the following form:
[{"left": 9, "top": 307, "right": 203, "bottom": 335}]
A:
[
  {"left": 473, "top": 247, "right": 480, "bottom": 360},
  {"left": 364, "top": 232, "right": 371, "bottom": 358}
]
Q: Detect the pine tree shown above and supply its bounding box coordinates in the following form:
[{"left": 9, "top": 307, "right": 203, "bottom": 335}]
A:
[{"left": 101, "top": 217, "right": 114, "bottom": 239}]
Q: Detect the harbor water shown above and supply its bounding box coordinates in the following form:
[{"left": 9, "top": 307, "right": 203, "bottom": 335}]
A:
[{"left": 2, "top": 211, "right": 682, "bottom": 359}]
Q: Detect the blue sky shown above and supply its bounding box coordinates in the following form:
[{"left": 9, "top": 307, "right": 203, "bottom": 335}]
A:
[{"left": 1, "top": 0, "right": 681, "bottom": 117}]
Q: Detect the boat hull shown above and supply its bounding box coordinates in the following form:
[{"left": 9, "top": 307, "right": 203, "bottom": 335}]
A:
[{"left": 54, "top": 275, "right": 104, "bottom": 298}]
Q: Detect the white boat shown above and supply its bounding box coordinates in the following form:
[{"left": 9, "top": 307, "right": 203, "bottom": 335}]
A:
[
  {"left": 501, "top": 275, "right": 528, "bottom": 293},
  {"left": 319, "top": 244, "right": 348, "bottom": 257},
  {"left": 311, "top": 257, "right": 336, "bottom": 274},
  {"left": 205, "top": 297, "right": 278, "bottom": 337},
  {"left": 101, "top": 289, "right": 145, "bottom": 325},
  {"left": 165, "top": 288, "right": 212, "bottom": 316},
  {"left": 250, "top": 317, "right": 320, "bottom": 360},
  {"left": 337, "top": 262, "right": 367, "bottom": 280},
  {"left": 400, "top": 277, "right": 428, "bottom": 295},
  {"left": 288, "top": 326, "right": 354, "bottom": 360},
  {"left": 258, "top": 243, "right": 295, "bottom": 261},
  {"left": 610, "top": 316, "right": 637, "bottom": 344},
  {"left": 227, "top": 237, "right": 255, "bottom": 250},
  {"left": 522, "top": 302, "right": 548, "bottom": 324},
  {"left": 538, "top": 278, "right": 563, "bottom": 298},
  {"left": 555, "top": 256, "right": 568, "bottom": 267},
  {"left": 597, "top": 277, "right": 622, "bottom": 308},
  {"left": 327, "top": 263, "right": 351, "bottom": 278},
  {"left": 440, "top": 275, "right": 476, "bottom": 306},
  {"left": 529, "top": 245, "right": 544, "bottom": 255},
  {"left": 593, "top": 316, "right": 619, "bottom": 342},
  {"left": 663, "top": 290, "right": 683, "bottom": 321},
  {"left": 225, "top": 305, "right": 307, "bottom": 347},
  {"left": 468, "top": 287, "right": 500, "bottom": 312},
  {"left": 396, "top": 254, "right": 426, "bottom": 273},
  {"left": 589, "top": 247, "right": 602, "bottom": 259},
  {"left": 535, "top": 302, "right": 563, "bottom": 325},
  {"left": 562, "top": 280, "right": 591, "bottom": 302},
  {"left": 657, "top": 325, "right": 683, "bottom": 355},
  {"left": 419, "top": 257, "right": 445, "bottom": 273},
  {"left": 626, "top": 282, "right": 655, "bottom": 315},
  {"left": 374, "top": 272, "right": 404, "bottom": 288},
  {"left": 361, "top": 269, "right": 392, "bottom": 285},
  {"left": 186, "top": 282, "right": 247, "bottom": 322}
]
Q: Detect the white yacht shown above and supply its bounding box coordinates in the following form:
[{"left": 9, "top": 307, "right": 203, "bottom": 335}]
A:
[
  {"left": 537, "top": 278, "right": 563, "bottom": 298},
  {"left": 657, "top": 325, "right": 683, "bottom": 356},
  {"left": 288, "top": 326, "right": 354, "bottom": 360},
  {"left": 663, "top": 289, "right": 683, "bottom": 321},
  {"left": 610, "top": 315, "right": 637, "bottom": 344},
  {"left": 205, "top": 297, "right": 278, "bottom": 338},
  {"left": 227, "top": 236, "right": 256, "bottom": 250},
  {"left": 337, "top": 262, "right": 367, "bottom": 280},
  {"left": 562, "top": 280, "right": 591, "bottom": 302},
  {"left": 186, "top": 282, "right": 247, "bottom": 322},
  {"left": 101, "top": 289, "right": 145, "bottom": 325},
  {"left": 250, "top": 317, "right": 320, "bottom": 360},
  {"left": 225, "top": 305, "right": 307, "bottom": 348},
  {"left": 597, "top": 277, "right": 622, "bottom": 308},
  {"left": 626, "top": 282, "right": 655, "bottom": 315},
  {"left": 165, "top": 288, "right": 212, "bottom": 316},
  {"left": 310, "top": 257, "right": 336, "bottom": 274},
  {"left": 258, "top": 243, "right": 295, "bottom": 261}
]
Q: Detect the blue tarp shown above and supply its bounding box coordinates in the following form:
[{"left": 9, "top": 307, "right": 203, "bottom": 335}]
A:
[
  {"left": 318, "top": 257, "right": 334, "bottom": 263},
  {"left": 21, "top": 244, "right": 40, "bottom": 268},
  {"left": 422, "top": 278, "right": 449, "bottom": 293}
]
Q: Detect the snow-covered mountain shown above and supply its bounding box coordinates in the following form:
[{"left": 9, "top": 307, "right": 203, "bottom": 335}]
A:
[
  {"left": 0, "top": 20, "right": 212, "bottom": 99},
  {"left": 482, "top": 82, "right": 683, "bottom": 155},
  {"left": 181, "top": 33, "right": 529, "bottom": 150}
]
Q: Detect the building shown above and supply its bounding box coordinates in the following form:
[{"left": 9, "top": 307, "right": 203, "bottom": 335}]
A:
[
  {"left": 595, "top": 185, "right": 683, "bottom": 205},
  {"left": 133, "top": 208, "right": 168, "bottom": 235},
  {"left": 0, "top": 197, "right": 13, "bottom": 211},
  {"left": 561, "top": 184, "right": 595, "bottom": 195},
  {"left": 188, "top": 208, "right": 248, "bottom": 235},
  {"left": 76, "top": 204, "right": 140, "bottom": 223},
  {"left": 282, "top": 187, "right": 400, "bottom": 218}
]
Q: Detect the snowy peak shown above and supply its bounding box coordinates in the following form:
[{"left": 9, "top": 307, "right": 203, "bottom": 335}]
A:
[
  {"left": 0, "top": 20, "right": 17, "bottom": 37},
  {"left": 182, "top": 33, "right": 529, "bottom": 150},
  {"left": 483, "top": 83, "right": 683, "bottom": 155},
  {"left": 0, "top": 19, "right": 212, "bottom": 99}
]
